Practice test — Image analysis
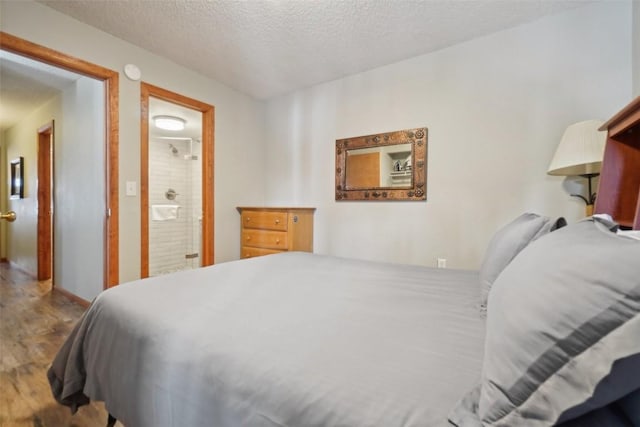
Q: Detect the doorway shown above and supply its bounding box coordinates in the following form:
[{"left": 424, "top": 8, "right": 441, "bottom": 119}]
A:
[
  {"left": 140, "top": 83, "right": 214, "bottom": 278},
  {"left": 0, "top": 32, "right": 119, "bottom": 292}
]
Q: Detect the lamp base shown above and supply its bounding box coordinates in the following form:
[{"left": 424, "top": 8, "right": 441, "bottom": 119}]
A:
[
  {"left": 585, "top": 204, "right": 594, "bottom": 217},
  {"left": 570, "top": 174, "right": 599, "bottom": 217}
]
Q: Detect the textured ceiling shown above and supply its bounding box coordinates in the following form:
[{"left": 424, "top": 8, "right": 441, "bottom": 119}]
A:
[{"left": 37, "top": 0, "right": 595, "bottom": 100}]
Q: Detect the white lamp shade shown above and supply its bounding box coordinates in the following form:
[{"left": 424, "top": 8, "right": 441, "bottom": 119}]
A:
[{"left": 547, "top": 120, "right": 606, "bottom": 176}]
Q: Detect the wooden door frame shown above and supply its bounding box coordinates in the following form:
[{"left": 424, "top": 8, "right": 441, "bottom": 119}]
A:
[
  {"left": 1, "top": 32, "right": 120, "bottom": 288},
  {"left": 37, "top": 121, "right": 54, "bottom": 282},
  {"left": 140, "top": 82, "right": 215, "bottom": 278}
]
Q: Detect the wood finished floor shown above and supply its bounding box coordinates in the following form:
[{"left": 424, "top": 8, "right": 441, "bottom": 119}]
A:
[{"left": 0, "top": 263, "right": 122, "bottom": 427}]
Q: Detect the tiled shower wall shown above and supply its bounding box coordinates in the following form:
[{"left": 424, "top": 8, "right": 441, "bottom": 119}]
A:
[{"left": 148, "top": 138, "right": 202, "bottom": 276}]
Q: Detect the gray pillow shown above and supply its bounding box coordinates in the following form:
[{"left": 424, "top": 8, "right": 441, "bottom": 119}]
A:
[
  {"left": 448, "top": 385, "right": 482, "bottom": 427},
  {"left": 479, "top": 213, "right": 564, "bottom": 309},
  {"left": 478, "top": 218, "right": 640, "bottom": 426},
  {"left": 448, "top": 385, "right": 635, "bottom": 427},
  {"left": 478, "top": 219, "right": 640, "bottom": 426}
]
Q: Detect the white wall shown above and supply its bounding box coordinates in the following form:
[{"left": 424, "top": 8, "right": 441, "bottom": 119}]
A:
[
  {"left": 0, "top": 134, "right": 7, "bottom": 260},
  {"left": 634, "top": 0, "right": 640, "bottom": 97},
  {"left": 55, "top": 77, "right": 106, "bottom": 300},
  {"left": 1, "top": 1, "right": 267, "bottom": 284},
  {"left": 264, "top": 2, "right": 632, "bottom": 270}
]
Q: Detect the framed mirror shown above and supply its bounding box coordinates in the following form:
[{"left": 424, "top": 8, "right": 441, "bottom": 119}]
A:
[
  {"left": 335, "top": 127, "right": 427, "bottom": 201},
  {"left": 10, "top": 157, "right": 24, "bottom": 199}
]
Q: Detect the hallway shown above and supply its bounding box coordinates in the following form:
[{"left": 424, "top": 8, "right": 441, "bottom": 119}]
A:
[{"left": 0, "top": 263, "right": 119, "bottom": 426}]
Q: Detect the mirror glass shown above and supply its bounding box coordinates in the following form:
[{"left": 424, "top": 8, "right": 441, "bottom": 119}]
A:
[
  {"left": 336, "top": 127, "right": 427, "bottom": 201},
  {"left": 345, "top": 143, "right": 413, "bottom": 189}
]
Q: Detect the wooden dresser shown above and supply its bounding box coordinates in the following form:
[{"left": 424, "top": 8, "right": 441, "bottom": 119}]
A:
[{"left": 236, "top": 207, "right": 315, "bottom": 259}]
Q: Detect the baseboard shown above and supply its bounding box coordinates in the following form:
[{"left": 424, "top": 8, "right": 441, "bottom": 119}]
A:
[
  {"left": 54, "top": 287, "right": 91, "bottom": 308},
  {"left": 3, "top": 259, "right": 91, "bottom": 307}
]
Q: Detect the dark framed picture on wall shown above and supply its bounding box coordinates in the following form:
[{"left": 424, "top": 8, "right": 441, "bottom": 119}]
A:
[{"left": 10, "top": 157, "right": 24, "bottom": 199}]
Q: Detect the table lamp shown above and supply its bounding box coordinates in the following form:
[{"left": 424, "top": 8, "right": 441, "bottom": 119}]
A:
[{"left": 547, "top": 120, "right": 606, "bottom": 216}]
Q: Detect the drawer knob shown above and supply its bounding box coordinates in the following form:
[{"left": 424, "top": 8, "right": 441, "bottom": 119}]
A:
[
  {"left": 246, "top": 236, "right": 251, "bottom": 241},
  {"left": 245, "top": 254, "right": 251, "bottom": 258},
  {"left": 275, "top": 219, "right": 280, "bottom": 224},
  {"left": 246, "top": 217, "right": 251, "bottom": 222},
  {"left": 276, "top": 239, "right": 280, "bottom": 244}
]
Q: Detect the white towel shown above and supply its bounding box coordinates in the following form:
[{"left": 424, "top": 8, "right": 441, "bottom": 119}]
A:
[{"left": 151, "top": 204, "right": 180, "bottom": 221}]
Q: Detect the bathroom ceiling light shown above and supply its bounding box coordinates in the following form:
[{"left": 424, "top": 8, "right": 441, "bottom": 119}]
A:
[{"left": 153, "top": 115, "right": 186, "bottom": 131}]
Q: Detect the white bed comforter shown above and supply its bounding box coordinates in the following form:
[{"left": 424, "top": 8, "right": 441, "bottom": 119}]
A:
[{"left": 49, "top": 252, "right": 485, "bottom": 427}]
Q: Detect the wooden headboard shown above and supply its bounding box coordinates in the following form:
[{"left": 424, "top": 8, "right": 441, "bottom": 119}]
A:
[{"left": 594, "top": 97, "right": 640, "bottom": 230}]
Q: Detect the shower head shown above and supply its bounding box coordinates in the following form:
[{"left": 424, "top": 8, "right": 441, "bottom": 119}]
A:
[{"left": 169, "top": 143, "right": 178, "bottom": 154}]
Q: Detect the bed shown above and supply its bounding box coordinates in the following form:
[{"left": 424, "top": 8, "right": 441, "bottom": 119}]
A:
[
  {"left": 48, "top": 252, "right": 485, "bottom": 426},
  {"left": 49, "top": 97, "right": 640, "bottom": 427}
]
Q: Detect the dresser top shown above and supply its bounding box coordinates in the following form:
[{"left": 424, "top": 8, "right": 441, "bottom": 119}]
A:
[{"left": 236, "top": 206, "right": 316, "bottom": 213}]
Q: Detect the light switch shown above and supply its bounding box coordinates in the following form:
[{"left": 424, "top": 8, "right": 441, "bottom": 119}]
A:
[{"left": 126, "top": 181, "right": 137, "bottom": 196}]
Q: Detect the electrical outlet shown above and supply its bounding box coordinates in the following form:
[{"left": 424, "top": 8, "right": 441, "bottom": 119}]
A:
[{"left": 437, "top": 258, "right": 447, "bottom": 268}]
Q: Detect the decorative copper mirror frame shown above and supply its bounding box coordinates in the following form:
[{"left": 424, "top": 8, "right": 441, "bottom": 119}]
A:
[{"left": 335, "top": 127, "right": 427, "bottom": 201}]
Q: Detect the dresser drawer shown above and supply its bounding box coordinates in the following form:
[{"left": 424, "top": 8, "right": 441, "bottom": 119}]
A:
[
  {"left": 241, "top": 211, "right": 288, "bottom": 231},
  {"left": 241, "top": 246, "right": 284, "bottom": 259},
  {"left": 237, "top": 207, "right": 315, "bottom": 259},
  {"left": 242, "top": 229, "right": 288, "bottom": 250}
]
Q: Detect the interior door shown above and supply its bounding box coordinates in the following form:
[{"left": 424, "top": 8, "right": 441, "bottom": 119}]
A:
[{"left": 37, "top": 122, "right": 53, "bottom": 281}]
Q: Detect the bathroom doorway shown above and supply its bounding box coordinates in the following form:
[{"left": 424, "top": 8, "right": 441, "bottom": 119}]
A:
[{"left": 140, "top": 83, "right": 214, "bottom": 277}]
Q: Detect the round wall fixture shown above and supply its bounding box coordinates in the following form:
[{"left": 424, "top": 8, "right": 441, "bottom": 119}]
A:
[
  {"left": 123, "top": 63, "right": 141, "bottom": 81},
  {"left": 153, "top": 115, "right": 186, "bottom": 131}
]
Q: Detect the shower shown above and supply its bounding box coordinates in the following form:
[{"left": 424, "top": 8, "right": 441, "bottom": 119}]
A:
[
  {"left": 149, "top": 133, "right": 203, "bottom": 276},
  {"left": 159, "top": 137, "right": 199, "bottom": 160}
]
